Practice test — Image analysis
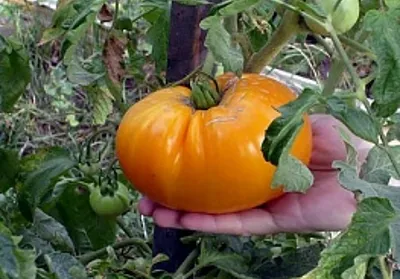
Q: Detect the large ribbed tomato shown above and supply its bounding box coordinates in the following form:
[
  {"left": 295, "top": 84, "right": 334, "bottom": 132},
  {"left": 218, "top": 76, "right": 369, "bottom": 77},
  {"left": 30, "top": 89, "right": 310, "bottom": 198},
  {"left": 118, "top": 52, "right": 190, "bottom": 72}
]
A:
[{"left": 115, "top": 73, "right": 312, "bottom": 214}]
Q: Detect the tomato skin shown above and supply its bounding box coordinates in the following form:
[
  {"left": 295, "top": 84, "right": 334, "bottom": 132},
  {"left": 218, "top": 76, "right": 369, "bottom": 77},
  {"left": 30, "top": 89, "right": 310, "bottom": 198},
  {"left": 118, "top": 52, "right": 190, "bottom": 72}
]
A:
[
  {"left": 89, "top": 182, "right": 131, "bottom": 217},
  {"left": 115, "top": 73, "right": 312, "bottom": 214},
  {"left": 305, "top": 0, "right": 360, "bottom": 35}
]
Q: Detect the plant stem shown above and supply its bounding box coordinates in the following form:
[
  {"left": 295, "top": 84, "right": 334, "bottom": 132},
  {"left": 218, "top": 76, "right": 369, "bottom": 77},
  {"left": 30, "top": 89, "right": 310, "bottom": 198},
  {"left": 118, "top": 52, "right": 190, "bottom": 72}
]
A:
[
  {"left": 174, "top": 248, "right": 200, "bottom": 276},
  {"left": 182, "top": 263, "right": 206, "bottom": 279},
  {"left": 109, "top": 0, "right": 120, "bottom": 36},
  {"left": 245, "top": 10, "right": 301, "bottom": 73},
  {"left": 168, "top": 64, "right": 203, "bottom": 87},
  {"left": 322, "top": 56, "right": 345, "bottom": 96},
  {"left": 117, "top": 216, "right": 135, "bottom": 238},
  {"left": 359, "top": 97, "right": 400, "bottom": 178},
  {"left": 379, "top": 128, "right": 400, "bottom": 178},
  {"left": 79, "top": 238, "right": 152, "bottom": 265},
  {"left": 329, "top": 29, "right": 362, "bottom": 93},
  {"left": 338, "top": 35, "right": 376, "bottom": 60}
]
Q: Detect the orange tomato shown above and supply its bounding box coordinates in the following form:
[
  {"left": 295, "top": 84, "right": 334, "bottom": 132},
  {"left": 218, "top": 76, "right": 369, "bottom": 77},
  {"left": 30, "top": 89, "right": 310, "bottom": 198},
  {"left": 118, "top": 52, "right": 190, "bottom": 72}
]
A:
[{"left": 116, "top": 73, "right": 312, "bottom": 214}]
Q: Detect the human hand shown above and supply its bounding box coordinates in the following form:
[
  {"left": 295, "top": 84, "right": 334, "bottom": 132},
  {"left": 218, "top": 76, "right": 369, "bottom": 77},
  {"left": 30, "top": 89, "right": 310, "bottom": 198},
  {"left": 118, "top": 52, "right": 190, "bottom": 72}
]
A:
[{"left": 138, "top": 114, "right": 373, "bottom": 236}]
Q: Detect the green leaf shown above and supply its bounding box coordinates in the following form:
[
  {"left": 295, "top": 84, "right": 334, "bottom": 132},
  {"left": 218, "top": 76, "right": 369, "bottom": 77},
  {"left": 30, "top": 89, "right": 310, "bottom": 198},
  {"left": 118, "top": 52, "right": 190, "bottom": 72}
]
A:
[
  {"left": 340, "top": 255, "right": 372, "bottom": 279},
  {"left": 0, "top": 35, "right": 31, "bottom": 112},
  {"left": 0, "top": 225, "right": 37, "bottom": 279},
  {"left": 0, "top": 148, "right": 20, "bottom": 193},
  {"left": 20, "top": 147, "right": 77, "bottom": 209},
  {"left": 40, "top": 28, "right": 66, "bottom": 45},
  {"left": 271, "top": 155, "right": 314, "bottom": 193},
  {"left": 45, "top": 252, "right": 87, "bottom": 279},
  {"left": 200, "top": 15, "right": 244, "bottom": 74},
  {"left": 387, "top": 123, "right": 400, "bottom": 142},
  {"left": 53, "top": 184, "right": 117, "bottom": 253},
  {"left": 198, "top": 241, "right": 257, "bottom": 279},
  {"left": 363, "top": 8, "right": 400, "bottom": 109},
  {"left": 371, "top": 100, "right": 399, "bottom": 118},
  {"left": 303, "top": 197, "right": 397, "bottom": 279},
  {"left": 146, "top": 6, "right": 170, "bottom": 72},
  {"left": 32, "top": 209, "right": 75, "bottom": 253},
  {"left": 86, "top": 84, "right": 114, "bottom": 125},
  {"left": 360, "top": 146, "right": 400, "bottom": 184},
  {"left": 20, "top": 229, "right": 56, "bottom": 256},
  {"left": 334, "top": 161, "right": 400, "bottom": 261},
  {"left": 385, "top": 0, "right": 400, "bottom": 8},
  {"left": 326, "top": 96, "right": 380, "bottom": 144},
  {"left": 66, "top": 59, "right": 104, "bottom": 86},
  {"left": 262, "top": 89, "right": 319, "bottom": 192},
  {"left": 217, "top": 0, "right": 263, "bottom": 16},
  {"left": 253, "top": 243, "right": 324, "bottom": 279},
  {"left": 262, "top": 88, "right": 321, "bottom": 165}
]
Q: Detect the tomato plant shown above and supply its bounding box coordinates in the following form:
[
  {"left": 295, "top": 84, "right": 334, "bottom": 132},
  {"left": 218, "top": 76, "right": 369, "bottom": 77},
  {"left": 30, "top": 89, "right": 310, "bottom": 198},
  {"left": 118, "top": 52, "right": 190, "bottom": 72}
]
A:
[{"left": 1, "top": 0, "right": 400, "bottom": 278}]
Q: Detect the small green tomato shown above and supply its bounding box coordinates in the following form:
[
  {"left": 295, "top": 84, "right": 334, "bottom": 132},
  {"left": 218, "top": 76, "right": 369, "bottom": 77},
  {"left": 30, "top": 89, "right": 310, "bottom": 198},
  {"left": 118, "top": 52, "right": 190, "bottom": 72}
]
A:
[
  {"left": 89, "top": 182, "right": 131, "bottom": 217},
  {"left": 305, "top": 0, "right": 360, "bottom": 35}
]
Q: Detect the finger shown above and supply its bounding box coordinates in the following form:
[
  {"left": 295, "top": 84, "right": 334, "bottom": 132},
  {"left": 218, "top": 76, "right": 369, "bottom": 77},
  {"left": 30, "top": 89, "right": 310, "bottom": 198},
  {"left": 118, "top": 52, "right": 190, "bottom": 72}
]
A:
[
  {"left": 137, "top": 196, "right": 156, "bottom": 216},
  {"left": 152, "top": 206, "right": 184, "bottom": 229},
  {"left": 180, "top": 209, "right": 283, "bottom": 236}
]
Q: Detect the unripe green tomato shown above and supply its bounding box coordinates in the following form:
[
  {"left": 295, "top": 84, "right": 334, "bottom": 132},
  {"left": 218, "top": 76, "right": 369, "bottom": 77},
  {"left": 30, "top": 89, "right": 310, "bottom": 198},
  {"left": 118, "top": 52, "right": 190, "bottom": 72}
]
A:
[
  {"left": 89, "top": 182, "right": 131, "bottom": 217},
  {"left": 305, "top": 0, "right": 360, "bottom": 35},
  {"left": 79, "top": 162, "right": 100, "bottom": 176}
]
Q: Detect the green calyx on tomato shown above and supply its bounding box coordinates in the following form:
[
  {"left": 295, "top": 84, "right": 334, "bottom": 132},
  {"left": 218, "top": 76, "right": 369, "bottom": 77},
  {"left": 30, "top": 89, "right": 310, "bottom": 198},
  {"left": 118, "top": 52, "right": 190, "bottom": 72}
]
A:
[
  {"left": 88, "top": 182, "right": 131, "bottom": 217},
  {"left": 304, "top": 0, "right": 360, "bottom": 35}
]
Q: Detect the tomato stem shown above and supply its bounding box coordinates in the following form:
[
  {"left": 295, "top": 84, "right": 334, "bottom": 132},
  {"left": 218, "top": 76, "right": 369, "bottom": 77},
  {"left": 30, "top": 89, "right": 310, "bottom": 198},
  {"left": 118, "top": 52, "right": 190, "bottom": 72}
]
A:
[
  {"left": 244, "top": 9, "right": 301, "bottom": 73},
  {"left": 190, "top": 74, "right": 222, "bottom": 110}
]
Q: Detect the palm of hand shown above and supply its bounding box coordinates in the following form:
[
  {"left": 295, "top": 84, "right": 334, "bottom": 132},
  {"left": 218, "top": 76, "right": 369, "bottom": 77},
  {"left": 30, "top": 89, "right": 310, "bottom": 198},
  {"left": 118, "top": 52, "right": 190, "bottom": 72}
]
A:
[{"left": 138, "top": 115, "right": 371, "bottom": 235}]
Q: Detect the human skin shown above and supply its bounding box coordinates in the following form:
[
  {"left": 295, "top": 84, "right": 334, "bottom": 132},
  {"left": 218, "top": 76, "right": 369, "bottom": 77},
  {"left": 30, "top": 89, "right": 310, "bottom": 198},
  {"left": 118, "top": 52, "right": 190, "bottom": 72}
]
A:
[{"left": 138, "top": 114, "right": 373, "bottom": 236}]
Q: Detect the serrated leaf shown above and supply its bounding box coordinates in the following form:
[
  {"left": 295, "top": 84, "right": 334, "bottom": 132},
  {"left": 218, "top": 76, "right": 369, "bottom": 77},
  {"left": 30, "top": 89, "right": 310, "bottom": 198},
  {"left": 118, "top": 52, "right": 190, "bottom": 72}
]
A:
[
  {"left": 0, "top": 228, "right": 37, "bottom": 279},
  {"left": 262, "top": 88, "right": 321, "bottom": 165},
  {"left": 334, "top": 161, "right": 400, "bottom": 261},
  {"left": 0, "top": 148, "right": 20, "bottom": 193},
  {"left": 45, "top": 252, "right": 87, "bottom": 279},
  {"left": 200, "top": 15, "right": 244, "bottom": 74},
  {"left": 253, "top": 243, "right": 324, "bottom": 279},
  {"left": 86, "top": 85, "right": 114, "bottom": 125},
  {"left": 0, "top": 35, "right": 31, "bottom": 112},
  {"left": 53, "top": 184, "right": 117, "bottom": 253},
  {"left": 20, "top": 229, "right": 55, "bottom": 256},
  {"left": 66, "top": 59, "right": 104, "bottom": 86},
  {"left": 218, "top": 0, "right": 262, "bottom": 16},
  {"left": 360, "top": 146, "right": 400, "bottom": 184},
  {"left": 21, "top": 147, "right": 77, "bottom": 208},
  {"left": 33, "top": 209, "right": 75, "bottom": 253},
  {"left": 198, "top": 241, "right": 257, "bottom": 279},
  {"left": 272, "top": 155, "right": 314, "bottom": 193},
  {"left": 341, "top": 255, "right": 371, "bottom": 279},
  {"left": 303, "top": 197, "right": 397, "bottom": 279},
  {"left": 146, "top": 6, "right": 169, "bottom": 72},
  {"left": 363, "top": 8, "right": 400, "bottom": 110},
  {"left": 326, "top": 96, "right": 380, "bottom": 144}
]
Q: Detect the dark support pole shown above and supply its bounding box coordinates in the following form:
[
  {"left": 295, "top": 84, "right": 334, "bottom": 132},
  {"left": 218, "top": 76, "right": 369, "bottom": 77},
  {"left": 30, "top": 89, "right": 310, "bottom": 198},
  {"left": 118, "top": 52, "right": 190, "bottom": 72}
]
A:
[{"left": 151, "top": 1, "right": 215, "bottom": 274}]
